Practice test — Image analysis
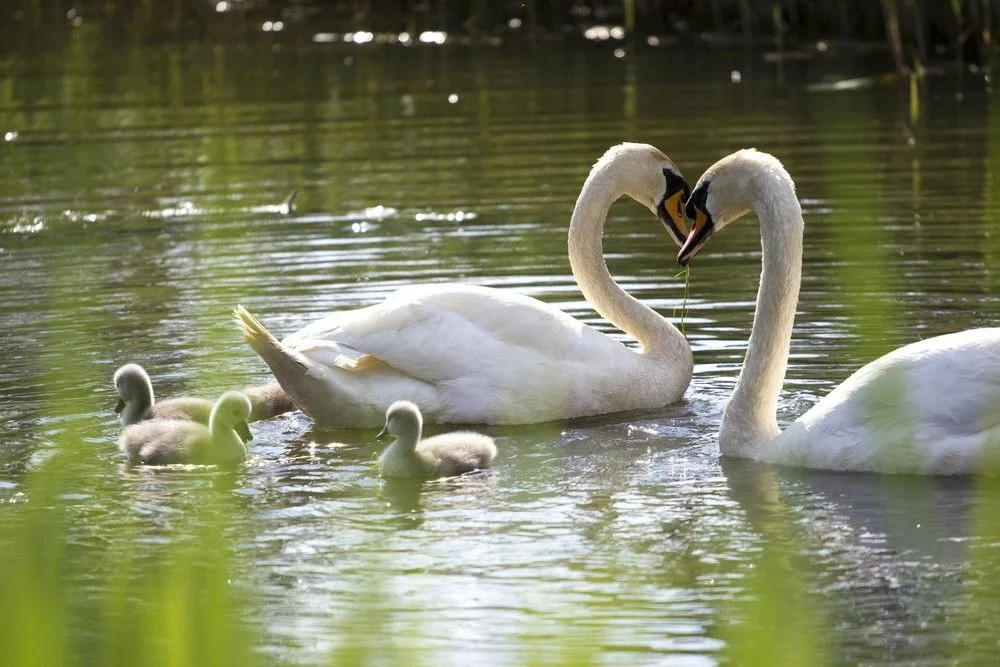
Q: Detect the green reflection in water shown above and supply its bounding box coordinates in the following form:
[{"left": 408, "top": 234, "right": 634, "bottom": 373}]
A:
[{"left": 0, "top": 19, "right": 999, "bottom": 667}]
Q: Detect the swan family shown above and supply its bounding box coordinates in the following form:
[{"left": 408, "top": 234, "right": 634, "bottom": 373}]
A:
[{"left": 113, "top": 143, "right": 1000, "bottom": 477}]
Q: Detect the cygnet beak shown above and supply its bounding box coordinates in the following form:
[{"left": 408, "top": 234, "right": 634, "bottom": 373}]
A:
[{"left": 236, "top": 421, "right": 253, "bottom": 443}]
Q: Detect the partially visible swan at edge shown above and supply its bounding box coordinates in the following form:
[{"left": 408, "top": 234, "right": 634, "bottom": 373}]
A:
[
  {"left": 118, "top": 390, "right": 253, "bottom": 466},
  {"left": 678, "top": 148, "right": 1000, "bottom": 474},
  {"left": 234, "top": 142, "right": 694, "bottom": 428},
  {"left": 113, "top": 363, "right": 295, "bottom": 426},
  {"left": 377, "top": 400, "right": 497, "bottom": 479}
]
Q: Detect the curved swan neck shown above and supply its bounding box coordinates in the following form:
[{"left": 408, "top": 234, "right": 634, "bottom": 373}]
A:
[
  {"left": 393, "top": 421, "right": 421, "bottom": 452},
  {"left": 719, "top": 181, "right": 803, "bottom": 457},
  {"left": 209, "top": 407, "right": 245, "bottom": 454},
  {"left": 122, "top": 381, "right": 153, "bottom": 426},
  {"left": 568, "top": 160, "right": 686, "bottom": 360}
]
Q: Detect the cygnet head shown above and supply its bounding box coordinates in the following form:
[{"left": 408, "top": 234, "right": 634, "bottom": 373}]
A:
[
  {"left": 378, "top": 400, "right": 423, "bottom": 443},
  {"left": 678, "top": 149, "right": 796, "bottom": 265},
  {"left": 113, "top": 363, "right": 153, "bottom": 415},
  {"left": 211, "top": 391, "right": 254, "bottom": 443},
  {"left": 589, "top": 142, "right": 692, "bottom": 248}
]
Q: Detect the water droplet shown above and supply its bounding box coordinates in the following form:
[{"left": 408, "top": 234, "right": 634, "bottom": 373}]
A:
[
  {"left": 646, "top": 36, "right": 661, "bottom": 47},
  {"left": 4, "top": 131, "right": 18, "bottom": 142},
  {"left": 398, "top": 32, "right": 412, "bottom": 46},
  {"left": 508, "top": 18, "right": 522, "bottom": 29},
  {"left": 610, "top": 26, "right": 625, "bottom": 40},
  {"left": 614, "top": 48, "right": 625, "bottom": 59},
  {"left": 215, "top": 1, "right": 229, "bottom": 12},
  {"left": 448, "top": 93, "right": 459, "bottom": 104},
  {"left": 730, "top": 70, "right": 742, "bottom": 83}
]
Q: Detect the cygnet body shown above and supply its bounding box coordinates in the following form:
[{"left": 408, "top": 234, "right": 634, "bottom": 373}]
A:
[
  {"left": 113, "top": 363, "right": 295, "bottom": 426},
  {"left": 378, "top": 400, "right": 497, "bottom": 479},
  {"left": 118, "top": 390, "right": 253, "bottom": 466}
]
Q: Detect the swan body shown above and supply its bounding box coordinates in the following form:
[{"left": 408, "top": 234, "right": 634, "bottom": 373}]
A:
[
  {"left": 236, "top": 143, "right": 694, "bottom": 428},
  {"left": 117, "top": 390, "right": 253, "bottom": 466},
  {"left": 680, "top": 149, "right": 1000, "bottom": 475},
  {"left": 377, "top": 400, "right": 497, "bottom": 479},
  {"left": 113, "top": 363, "right": 294, "bottom": 426}
]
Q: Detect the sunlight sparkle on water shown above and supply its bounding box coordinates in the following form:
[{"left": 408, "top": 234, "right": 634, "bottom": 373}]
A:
[
  {"left": 419, "top": 31, "right": 447, "bottom": 45},
  {"left": 346, "top": 31, "right": 374, "bottom": 44},
  {"left": 584, "top": 25, "right": 625, "bottom": 41}
]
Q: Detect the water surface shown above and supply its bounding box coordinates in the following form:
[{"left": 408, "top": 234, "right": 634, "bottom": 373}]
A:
[{"left": 1, "top": 26, "right": 999, "bottom": 664}]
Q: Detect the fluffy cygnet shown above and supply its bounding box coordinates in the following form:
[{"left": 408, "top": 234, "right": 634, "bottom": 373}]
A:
[
  {"left": 118, "top": 390, "right": 253, "bottom": 466},
  {"left": 377, "top": 400, "right": 497, "bottom": 479},
  {"left": 113, "top": 363, "right": 294, "bottom": 426}
]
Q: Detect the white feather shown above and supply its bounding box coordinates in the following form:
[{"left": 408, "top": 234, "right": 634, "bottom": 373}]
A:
[
  {"left": 235, "top": 143, "right": 694, "bottom": 428},
  {"left": 687, "top": 149, "right": 1000, "bottom": 474}
]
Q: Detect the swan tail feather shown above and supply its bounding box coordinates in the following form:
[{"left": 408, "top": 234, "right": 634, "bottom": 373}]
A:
[{"left": 234, "top": 305, "right": 310, "bottom": 379}]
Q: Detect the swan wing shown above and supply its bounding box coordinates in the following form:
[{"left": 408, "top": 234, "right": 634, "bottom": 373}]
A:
[
  {"left": 282, "top": 284, "right": 624, "bottom": 382},
  {"left": 780, "top": 328, "right": 1000, "bottom": 473}
]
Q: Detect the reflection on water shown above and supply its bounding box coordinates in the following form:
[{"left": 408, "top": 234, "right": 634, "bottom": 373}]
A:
[{"left": 1, "top": 23, "right": 999, "bottom": 664}]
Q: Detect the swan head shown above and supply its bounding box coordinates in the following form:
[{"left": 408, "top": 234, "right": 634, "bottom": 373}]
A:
[
  {"left": 378, "top": 400, "right": 423, "bottom": 442},
  {"left": 113, "top": 363, "right": 153, "bottom": 416},
  {"left": 211, "top": 390, "right": 253, "bottom": 444},
  {"left": 591, "top": 142, "right": 691, "bottom": 247},
  {"left": 677, "top": 149, "right": 793, "bottom": 265}
]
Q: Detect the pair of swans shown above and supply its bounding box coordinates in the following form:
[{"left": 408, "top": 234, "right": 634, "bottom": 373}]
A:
[{"left": 236, "top": 144, "right": 1000, "bottom": 475}]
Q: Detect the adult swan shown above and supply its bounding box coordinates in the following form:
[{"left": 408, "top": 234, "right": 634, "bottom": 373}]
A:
[
  {"left": 679, "top": 148, "right": 1000, "bottom": 474},
  {"left": 235, "top": 143, "right": 694, "bottom": 428}
]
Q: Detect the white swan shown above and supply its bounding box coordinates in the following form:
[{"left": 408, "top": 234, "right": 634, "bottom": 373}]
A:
[
  {"left": 679, "top": 148, "right": 1000, "bottom": 474},
  {"left": 118, "top": 390, "right": 253, "bottom": 466},
  {"left": 113, "top": 363, "right": 295, "bottom": 426},
  {"left": 377, "top": 400, "right": 497, "bottom": 479},
  {"left": 234, "top": 143, "right": 694, "bottom": 428}
]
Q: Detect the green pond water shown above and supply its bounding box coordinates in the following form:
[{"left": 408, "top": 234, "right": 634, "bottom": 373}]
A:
[{"left": 1, "top": 22, "right": 1000, "bottom": 665}]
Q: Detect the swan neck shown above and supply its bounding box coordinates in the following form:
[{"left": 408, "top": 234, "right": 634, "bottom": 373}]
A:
[
  {"left": 720, "top": 193, "right": 803, "bottom": 457},
  {"left": 568, "top": 163, "right": 686, "bottom": 360},
  {"left": 122, "top": 385, "right": 153, "bottom": 426}
]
